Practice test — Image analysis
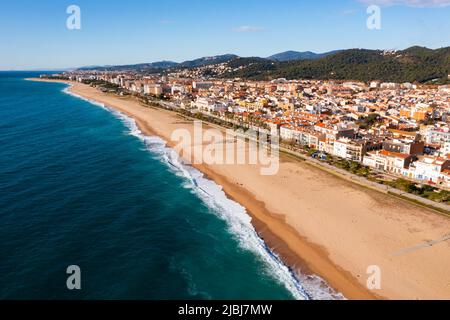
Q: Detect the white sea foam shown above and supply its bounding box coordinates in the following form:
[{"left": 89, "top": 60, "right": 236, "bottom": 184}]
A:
[
  {"left": 63, "top": 86, "right": 108, "bottom": 110},
  {"left": 63, "top": 87, "right": 346, "bottom": 300}
]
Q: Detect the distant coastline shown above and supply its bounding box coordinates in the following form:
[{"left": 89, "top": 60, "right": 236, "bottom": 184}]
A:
[{"left": 28, "top": 78, "right": 450, "bottom": 300}]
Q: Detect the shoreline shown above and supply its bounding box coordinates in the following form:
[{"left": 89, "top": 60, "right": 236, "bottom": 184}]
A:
[{"left": 28, "top": 78, "right": 450, "bottom": 300}]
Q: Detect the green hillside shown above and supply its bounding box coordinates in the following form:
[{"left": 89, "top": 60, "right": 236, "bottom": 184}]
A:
[{"left": 226, "top": 46, "right": 450, "bottom": 83}]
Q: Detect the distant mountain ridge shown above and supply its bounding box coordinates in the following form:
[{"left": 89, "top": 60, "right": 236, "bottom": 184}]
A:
[
  {"left": 76, "top": 46, "right": 450, "bottom": 83},
  {"left": 178, "top": 54, "right": 238, "bottom": 68},
  {"left": 79, "top": 54, "right": 238, "bottom": 72},
  {"left": 76, "top": 51, "right": 332, "bottom": 72},
  {"left": 267, "top": 50, "right": 341, "bottom": 61},
  {"left": 78, "top": 61, "right": 178, "bottom": 72}
]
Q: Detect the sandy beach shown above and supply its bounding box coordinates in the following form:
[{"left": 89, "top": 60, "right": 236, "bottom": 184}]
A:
[{"left": 30, "top": 79, "right": 450, "bottom": 300}]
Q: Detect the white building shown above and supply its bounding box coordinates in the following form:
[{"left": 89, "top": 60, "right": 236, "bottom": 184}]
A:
[
  {"left": 171, "top": 85, "right": 186, "bottom": 95},
  {"left": 194, "top": 97, "right": 226, "bottom": 113},
  {"left": 442, "top": 142, "right": 450, "bottom": 157},
  {"left": 280, "top": 126, "right": 295, "bottom": 141},
  {"left": 363, "top": 150, "right": 413, "bottom": 174},
  {"left": 193, "top": 81, "right": 213, "bottom": 90},
  {"left": 407, "top": 156, "right": 450, "bottom": 184},
  {"left": 333, "top": 140, "right": 348, "bottom": 159},
  {"left": 424, "top": 127, "right": 450, "bottom": 145},
  {"left": 144, "top": 84, "right": 162, "bottom": 96}
]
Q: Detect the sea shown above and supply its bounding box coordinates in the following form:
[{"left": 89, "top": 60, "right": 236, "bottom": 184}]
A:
[{"left": 0, "top": 72, "right": 343, "bottom": 300}]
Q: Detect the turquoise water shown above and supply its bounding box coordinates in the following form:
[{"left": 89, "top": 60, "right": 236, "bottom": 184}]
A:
[{"left": 0, "top": 72, "right": 339, "bottom": 300}]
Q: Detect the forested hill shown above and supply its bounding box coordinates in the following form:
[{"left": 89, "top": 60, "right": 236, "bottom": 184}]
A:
[{"left": 225, "top": 46, "right": 450, "bottom": 83}]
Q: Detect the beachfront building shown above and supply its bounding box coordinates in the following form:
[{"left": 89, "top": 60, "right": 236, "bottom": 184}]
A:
[
  {"left": 318, "top": 139, "right": 334, "bottom": 155},
  {"left": 439, "top": 170, "right": 450, "bottom": 189},
  {"left": 332, "top": 138, "right": 378, "bottom": 163},
  {"left": 280, "top": 125, "right": 295, "bottom": 142},
  {"left": 406, "top": 156, "right": 450, "bottom": 184},
  {"left": 279, "top": 125, "right": 324, "bottom": 149},
  {"left": 194, "top": 97, "right": 227, "bottom": 113},
  {"left": 363, "top": 150, "right": 413, "bottom": 174},
  {"left": 382, "top": 138, "right": 424, "bottom": 156},
  {"left": 144, "top": 84, "right": 163, "bottom": 96},
  {"left": 333, "top": 139, "right": 351, "bottom": 160}
]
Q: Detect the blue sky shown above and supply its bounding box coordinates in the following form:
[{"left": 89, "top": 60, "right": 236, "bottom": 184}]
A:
[{"left": 1, "top": 0, "right": 449, "bottom": 70}]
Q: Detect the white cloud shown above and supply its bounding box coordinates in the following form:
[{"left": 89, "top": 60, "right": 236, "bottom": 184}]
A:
[
  {"left": 232, "top": 25, "right": 265, "bottom": 33},
  {"left": 358, "top": 0, "right": 450, "bottom": 7}
]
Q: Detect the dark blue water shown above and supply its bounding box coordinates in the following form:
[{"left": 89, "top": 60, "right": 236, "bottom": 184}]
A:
[{"left": 0, "top": 72, "right": 313, "bottom": 300}]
